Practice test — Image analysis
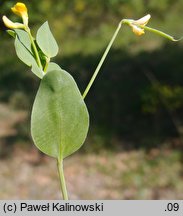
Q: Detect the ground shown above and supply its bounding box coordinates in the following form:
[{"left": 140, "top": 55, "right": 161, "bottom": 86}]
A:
[
  {"left": 0, "top": 146, "right": 183, "bottom": 199},
  {"left": 0, "top": 103, "right": 183, "bottom": 199}
]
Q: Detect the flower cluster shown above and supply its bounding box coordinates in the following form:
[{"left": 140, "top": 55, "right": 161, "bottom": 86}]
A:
[
  {"left": 121, "top": 14, "right": 179, "bottom": 41},
  {"left": 2, "top": 2, "right": 28, "bottom": 29},
  {"left": 122, "top": 14, "right": 151, "bottom": 36},
  {"left": 130, "top": 14, "right": 151, "bottom": 36}
]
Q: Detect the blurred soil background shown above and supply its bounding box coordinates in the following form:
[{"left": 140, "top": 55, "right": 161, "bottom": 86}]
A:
[{"left": 1, "top": 0, "right": 183, "bottom": 199}]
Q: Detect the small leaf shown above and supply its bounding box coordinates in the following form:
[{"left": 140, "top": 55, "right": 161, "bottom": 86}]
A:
[
  {"left": 7, "top": 30, "right": 16, "bottom": 38},
  {"left": 14, "top": 29, "right": 32, "bottom": 52},
  {"left": 31, "top": 70, "right": 89, "bottom": 159},
  {"left": 31, "top": 63, "right": 44, "bottom": 79},
  {"left": 36, "top": 21, "right": 59, "bottom": 58},
  {"left": 46, "top": 62, "right": 62, "bottom": 72},
  {"left": 14, "top": 36, "right": 36, "bottom": 66}
]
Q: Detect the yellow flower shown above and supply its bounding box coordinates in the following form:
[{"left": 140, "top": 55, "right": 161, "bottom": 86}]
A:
[
  {"left": 2, "top": 15, "right": 25, "bottom": 29},
  {"left": 130, "top": 14, "right": 151, "bottom": 36},
  {"left": 11, "top": 2, "right": 28, "bottom": 18},
  {"left": 11, "top": 2, "right": 28, "bottom": 26}
]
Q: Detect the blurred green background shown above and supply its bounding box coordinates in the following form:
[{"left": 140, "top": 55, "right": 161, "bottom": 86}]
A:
[{"left": 0, "top": 0, "right": 183, "bottom": 199}]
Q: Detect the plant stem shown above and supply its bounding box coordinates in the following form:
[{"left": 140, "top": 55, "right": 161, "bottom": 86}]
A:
[
  {"left": 43, "top": 57, "right": 50, "bottom": 72},
  {"left": 82, "top": 21, "right": 123, "bottom": 99},
  {"left": 57, "top": 159, "right": 68, "bottom": 200},
  {"left": 26, "top": 27, "right": 43, "bottom": 69}
]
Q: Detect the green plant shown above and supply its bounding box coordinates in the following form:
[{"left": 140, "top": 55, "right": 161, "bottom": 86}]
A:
[{"left": 2, "top": 2, "right": 182, "bottom": 199}]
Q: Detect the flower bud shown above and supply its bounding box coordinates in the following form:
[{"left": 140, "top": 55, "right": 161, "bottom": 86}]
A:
[
  {"left": 2, "top": 16, "right": 25, "bottom": 29},
  {"left": 132, "top": 14, "right": 151, "bottom": 26}
]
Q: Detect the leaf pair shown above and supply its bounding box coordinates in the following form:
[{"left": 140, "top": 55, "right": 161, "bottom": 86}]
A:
[{"left": 13, "top": 22, "right": 59, "bottom": 78}]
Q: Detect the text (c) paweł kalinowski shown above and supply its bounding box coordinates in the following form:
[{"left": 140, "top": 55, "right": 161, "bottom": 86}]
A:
[{"left": 20, "top": 202, "right": 104, "bottom": 212}]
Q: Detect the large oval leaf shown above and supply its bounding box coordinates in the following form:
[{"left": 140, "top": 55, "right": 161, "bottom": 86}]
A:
[{"left": 31, "top": 69, "right": 89, "bottom": 159}]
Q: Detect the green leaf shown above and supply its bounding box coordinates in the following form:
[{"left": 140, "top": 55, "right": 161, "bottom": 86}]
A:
[
  {"left": 36, "top": 21, "right": 59, "bottom": 58},
  {"left": 14, "top": 29, "right": 32, "bottom": 52},
  {"left": 7, "top": 30, "right": 16, "bottom": 38},
  {"left": 14, "top": 36, "right": 36, "bottom": 67},
  {"left": 31, "top": 63, "right": 45, "bottom": 79},
  {"left": 31, "top": 70, "right": 89, "bottom": 159},
  {"left": 46, "top": 62, "right": 62, "bottom": 72}
]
